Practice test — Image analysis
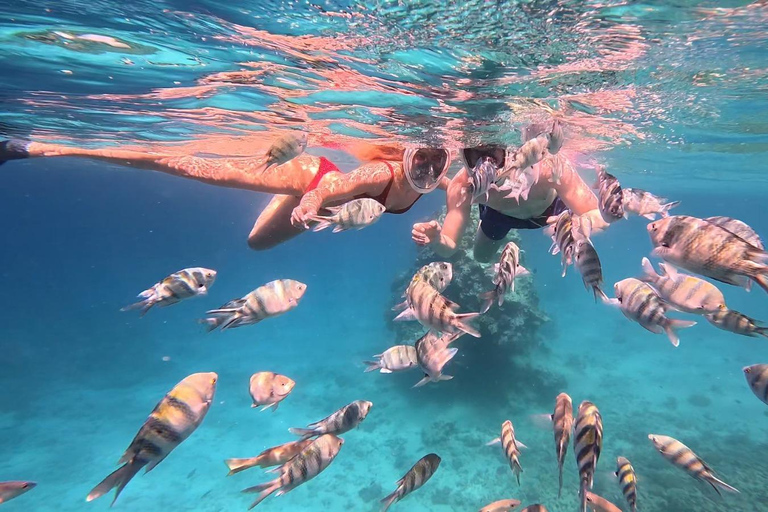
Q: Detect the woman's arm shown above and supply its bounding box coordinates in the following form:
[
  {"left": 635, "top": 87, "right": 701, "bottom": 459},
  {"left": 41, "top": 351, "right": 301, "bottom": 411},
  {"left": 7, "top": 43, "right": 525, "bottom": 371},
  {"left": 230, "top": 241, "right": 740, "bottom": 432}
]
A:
[
  {"left": 412, "top": 172, "right": 471, "bottom": 258},
  {"left": 290, "top": 161, "right": 392, "bottom": 228}
]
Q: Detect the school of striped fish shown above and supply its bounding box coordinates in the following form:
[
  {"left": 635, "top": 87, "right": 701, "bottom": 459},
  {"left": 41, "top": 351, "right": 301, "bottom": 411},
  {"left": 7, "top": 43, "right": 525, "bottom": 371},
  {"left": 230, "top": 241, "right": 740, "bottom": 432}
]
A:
[{"left": 5, "top": 127, "right": 768, "bottom": 512}]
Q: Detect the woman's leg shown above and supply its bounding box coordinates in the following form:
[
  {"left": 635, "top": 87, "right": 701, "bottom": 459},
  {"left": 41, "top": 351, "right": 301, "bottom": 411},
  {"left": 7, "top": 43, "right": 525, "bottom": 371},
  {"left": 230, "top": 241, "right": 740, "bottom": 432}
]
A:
[
  {"left": 15, "top": 140, "right": 319, "bottom": 195},
  {"left": 247, "top": 194, "right": 307, "bottom": 250}
]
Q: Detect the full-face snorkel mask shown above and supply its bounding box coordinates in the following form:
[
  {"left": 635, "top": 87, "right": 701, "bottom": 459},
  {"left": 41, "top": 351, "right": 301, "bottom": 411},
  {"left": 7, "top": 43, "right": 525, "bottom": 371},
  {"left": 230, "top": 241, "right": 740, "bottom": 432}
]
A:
[
  {"left": 460, "top": 145, "right": 507, "bottom": 173},
  {"left": 403, "top": 148, "right": 452, "bottom": 194}
]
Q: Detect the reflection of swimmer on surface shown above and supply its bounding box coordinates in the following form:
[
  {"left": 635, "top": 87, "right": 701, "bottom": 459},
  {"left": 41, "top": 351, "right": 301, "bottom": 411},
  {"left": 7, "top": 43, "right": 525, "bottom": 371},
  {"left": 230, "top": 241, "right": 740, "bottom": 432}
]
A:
[
  {"left": 412, "top": 125, "right": 608, "bottom": 262},
  {"left": 0, "top": 138, "right": 450, "bottom": 250}
]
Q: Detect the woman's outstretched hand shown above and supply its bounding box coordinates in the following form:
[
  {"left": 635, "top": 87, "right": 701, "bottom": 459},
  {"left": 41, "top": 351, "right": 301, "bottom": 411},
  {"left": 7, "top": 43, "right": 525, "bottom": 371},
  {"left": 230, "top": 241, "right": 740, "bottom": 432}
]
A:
[{"left": 412, "top": 220, "right": 441, "bottom": 246}]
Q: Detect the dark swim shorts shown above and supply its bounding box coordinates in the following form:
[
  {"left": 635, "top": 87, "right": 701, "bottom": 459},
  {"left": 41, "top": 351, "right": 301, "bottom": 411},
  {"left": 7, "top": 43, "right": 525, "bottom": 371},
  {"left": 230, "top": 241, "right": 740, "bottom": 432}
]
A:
[{"left": 478, "top": 197, "right": 566, "bottom": 240}]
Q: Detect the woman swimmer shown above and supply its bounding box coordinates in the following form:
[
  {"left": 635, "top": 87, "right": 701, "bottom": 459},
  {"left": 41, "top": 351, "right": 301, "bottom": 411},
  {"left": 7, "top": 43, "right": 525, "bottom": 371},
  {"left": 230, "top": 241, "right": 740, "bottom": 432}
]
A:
[{"left": 0, "top": 138, "right": 452, "bottom": 250}]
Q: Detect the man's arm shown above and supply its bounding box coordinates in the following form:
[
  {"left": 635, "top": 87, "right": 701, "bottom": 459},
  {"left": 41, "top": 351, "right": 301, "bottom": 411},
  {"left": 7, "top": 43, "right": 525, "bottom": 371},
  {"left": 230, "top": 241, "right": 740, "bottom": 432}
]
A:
[{"left": 551, "top": 156, "right": 610, "bottom": 236}]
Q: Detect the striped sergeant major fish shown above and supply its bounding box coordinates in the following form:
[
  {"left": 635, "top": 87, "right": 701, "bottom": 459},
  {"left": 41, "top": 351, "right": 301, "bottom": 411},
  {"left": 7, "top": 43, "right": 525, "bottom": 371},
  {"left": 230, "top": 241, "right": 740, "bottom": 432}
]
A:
[
  {"left": 705, "top": 216, "right": 763, "bottom": 250},
  {"left": 249, "top": 372, "right": 295, "bottom": 412},
  {"left": 487, "top": 420, "right": 526, "bottom": 485},
  {"left": 392, "top": 262, "right": 453, "bottom": 313},
  {"left": 201, "top": 279, "right": 306, "bottom": 331},
  {"left": 574, "top": 401, "right": 603, "bottom": 512},
  {"left": 289, "top": 400, "right": 373, "bottom": 440},
  {"left": 380, "top": 453, "right": 441, "bottom": 512},
  {"left": 242, "top": 434, "right": 343, "bottom": 509},
  {"left": 310, "top": 198, "right": 386, "bottom": 233},
  {"left": 257, "top": 131, "right": 307, "bottom": 173},
  {"left": 621, "top": 188, "right": 680, "bottom": 220},
  {"left": 593, "top": 166, "right": 625, "bottom": 224},
  {"left": 615, "top": 456, "right": 637, "bottom": 512},
  {"left": 0, "top": 481, "right": 36, "bottom": 505},
  {"left": 549, "top": 392, "right": 574, "bottom": 497},
  {"left": 224, "top": 439, "right": 313, "bottom": 476},
  {"left": 394, "top": 267, "right": 481, "bottom": 338},
  {"left": 648, "top": 215, "right": 768, "bottom": 293},
  {"left": 364, "top": 345, "right": 419, "bottom": 374},
  {"left": 743, "top": 364, "right": 768, "bottom": 406},
  {"left": 413, "top": 330, "right": 463, "bottom": 387},
  {"left": 584, "top": 491, "right": 622, "bottom": 512},
  {"left": 640, "top": 257, "right": 726, "bottom": 314},
  {"left": 497, "top": 120, "right": 564, "bottom": 182},
  {"left": 480, "top": 241, "right": 530, "bottom": 313},
  {"left": 86, "top": 373, "right": 217, "bottom": 505},
  {"left": 647, "top": 434, "right": 739, "bottom": 495},
  {"left": 478, "top": 498, "right": 522, "bottom": 512},
  {"left": 121, "top": 267, "right": 216, "bottom": 316},
  {"left": 610, "top": 278, "right": 696, "bottom": 347},
  {"left": 549, "top": 210, "right": 577, "bottom": 277},
  {"left": 468, "top": 157, "right": 502, "bottom": 205},
  {"left": 706, "top": 309, "right": 768, "bottom": 339},
  {"left": 498, "top": 164, "right": 540, "bottom": 203},
  {"left": 574, "top": 239, "right": 609, "bottom": 303}
]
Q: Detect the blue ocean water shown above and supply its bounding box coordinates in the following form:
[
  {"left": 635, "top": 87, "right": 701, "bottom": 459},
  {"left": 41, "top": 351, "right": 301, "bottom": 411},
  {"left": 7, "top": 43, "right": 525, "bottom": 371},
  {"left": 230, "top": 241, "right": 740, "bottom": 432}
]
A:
[{"left": 2, "top": 1, "right": 768, "bottom": 511}]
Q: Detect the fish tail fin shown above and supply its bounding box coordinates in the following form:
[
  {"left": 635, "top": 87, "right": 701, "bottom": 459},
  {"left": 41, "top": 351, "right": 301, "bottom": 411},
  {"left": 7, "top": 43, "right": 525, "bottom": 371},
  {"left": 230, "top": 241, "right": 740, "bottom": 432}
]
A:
[
  {"left": 594, "top": 287, "right": 610, "bottom": 304},
  {"left": 380, "top": 490, "right": 399, "bottom": 512},
  {"left": 288, "top": 427, "right": 316, "bottom": 439},
  {"left": 309, "top": 216, "right": 333, "bottom": 232},
  {"left": 660, "top": 200, "right": 681, "bottom": 217},
  {"left": 664, "top": 319, "right": 697, "bottom": 347},
  {"left": 750, "top": 270, "right": 768, "bottom": 294},
  {"left": 755, "top": 326, "right": 768, "bottom": 339},
  {"left": 198, "top": 317, "right": 222, "bottom": 333},
  {"left": 513, "top": 460, "right": 523, "bottom": 485},
  {"left": 120, "top": 298, "right": 154, "bottom": 317},
  {"left": 86, "top": 459, "right": 145, "bottom": 505},
  {"left": 579, "top": 480, "right": 588, "bottom": 512},
  {"left": 640, "top": 257, "right": 659, "bottom": 282},
  {"left": 707, "top": 474, "right": 739, "bottom": 494},
  {"left": 363, "top": 361, "right": 381, "bottom": 373},
  {"left": 454, "top": 312, "right": 482, "bottom": 338},
  {"left": 478, "top": 291, "right": 497, "bottom": 314},
  {"left": 242, "top": 480, "right": 280, "bottom": 509},
  {"left": 557, "top": 462, "right": 564, "bottom": 498},
  {"left": 224, "top": 457, "right": 260, "bottom": 476}
]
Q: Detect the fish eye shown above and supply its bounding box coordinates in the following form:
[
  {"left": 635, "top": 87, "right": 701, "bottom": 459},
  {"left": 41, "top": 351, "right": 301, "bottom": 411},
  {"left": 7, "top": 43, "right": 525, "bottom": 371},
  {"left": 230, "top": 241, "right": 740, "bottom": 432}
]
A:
[
  {"left": 21, "top": 483, "right": 29, "bottom": 488},
  {"left": 661, "top": 242, "right": 669, "bottom": 248},
  {"left": 211, "top": 377, "right": 217, "bottom": 384},
  {"left": 745, "top": 367, "right": 752, "bottom": 374}
]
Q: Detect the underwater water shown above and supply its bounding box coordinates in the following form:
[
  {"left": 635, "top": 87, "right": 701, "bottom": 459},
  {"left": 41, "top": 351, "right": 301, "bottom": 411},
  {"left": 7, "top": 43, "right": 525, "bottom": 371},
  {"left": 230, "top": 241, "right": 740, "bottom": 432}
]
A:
[{"left": 2, "top": 1, "right": 768, "bottom": 511}]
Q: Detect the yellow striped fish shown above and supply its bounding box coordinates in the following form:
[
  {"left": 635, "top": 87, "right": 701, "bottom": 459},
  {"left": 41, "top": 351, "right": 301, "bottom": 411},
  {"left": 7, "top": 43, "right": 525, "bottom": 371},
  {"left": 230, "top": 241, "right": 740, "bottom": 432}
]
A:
[
  {"left": 648, "top": 434, "right": 739, "bottom": 495},
  {"left": 574, "top": 401, "right": 603, "bottom": 512},
  {"left": 381, "top": 453, "right": 441, "bottom": 512},
  {"left": 615, "top": 456, "right": 637, "bottom": 512},
  {"left": 249, "top": 372, "right": 295, "bottom": 411},
  {"left": 552, "top": 393, "right": 574, "bottom": 497},
  {"left": 706, "top": 309, "right": 768, "bottom": 339},
  {"left": 365, "top": 345, "right": 419, "bottom": 374},
  {"left": 257, "top": 132, "right": 307, "bottom": 172},
  {"left": 242, "top": 434, "right": 344, "bottom": 509},
  {"left": 496, "top": 120, "right": 563, "bottom": 182},
  {"left": 310, "top": 198, "right": 386, "bottom": 233},
  {"left": 640, "top": 257, "right": 726, "bottom": 313},
  {"left": 289, "top": 400, "right": 373, "bottom": 440},
  {"left": 487, "top": 420, "right": 526, "bottom": 485},
  {"left": 394, "top": 269, "right": 481, "bottom": 338},
  {"left": 121, "top": 267, "right": 217, "bottom": 317},
  {"left": 743, "top": 364, "right": 768, "bottom": 405},
  {"left": 224, "top": 439, "right": 313, "bottom": 475},
  {"left": 413, "top": 330, "right": 463, "bottom": 387},
  {"left": 201, "top": 279, "right": 306, "bottom": 331},
  {"left": 86, "top": 372, "right": 217, "bottom": 505}
]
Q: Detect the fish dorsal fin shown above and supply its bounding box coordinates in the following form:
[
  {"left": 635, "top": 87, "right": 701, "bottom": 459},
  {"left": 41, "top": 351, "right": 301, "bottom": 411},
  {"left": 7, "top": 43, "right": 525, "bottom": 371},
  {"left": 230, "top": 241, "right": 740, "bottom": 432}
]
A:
[{"left": 658, "top": 262, "right": 678, "bottom": 278}]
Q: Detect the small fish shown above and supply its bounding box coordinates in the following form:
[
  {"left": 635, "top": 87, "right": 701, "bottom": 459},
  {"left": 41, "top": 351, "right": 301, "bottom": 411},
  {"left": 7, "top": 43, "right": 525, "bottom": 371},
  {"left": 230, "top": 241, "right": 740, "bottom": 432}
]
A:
[
  {"left": 648, "top": 434, "right": 739, "bottom": 495},
  {"left": 622, "top": 188, "right": 679, "bottom": 220},
  {"left": 640, "top": 257, "right": 726, "bottom": 313},
  {"left": 122, "top": 267, "right": 216, "bottom": 316},
  {"left": 201, "top": 279, "right": 307, "bottom": 331},
  {"left": 574, "top": 401, "right": 603, "bottom": 512},
  {"left": 552, "top": 393, "right": 574, "bottom": 497},
  {"left": 705, "top": 216, "right": 763, "bottom": 249},
  {"left": 648, "top": 215, "right": 768, "bottom": 293},
  {"left": 487, "top": 420, "right": 526, "bottom": 485},
  {"left": 615, "top": 456, "right": 637, "bottom": 512},
  {"left": 258, "top": 132, "right": 308, "bottom": 172},
  {"left": 242, "top": 434, "right": 343, "bottom": 509},
  {"left": 380, "top": 453, "right": 441, "bottom": 512},
  {"left": 413, "top": 330, "right": 463, "bottom": 387},
  {"left": 224, "top": 439, "right": 313, "bottom": 475},
  {"left": 311, "top": 198, "right": 387, "bottom": 233},
  {"left": 584, "top": 491, "right": 622, "bottom": 512},
  {"left": 392, "top": 262, "right": 453, "bottom": 313},
  {"left": 520, "top": 505, "right": 548, "bottom": 512},
  {"left": 593, "top": 166, "right": 624, "bottom": 223},
  {"left": 0, "top": 481, "right": 36, "bottom": 504},
  {"left": 479, "top": 241, "right": 530, "bottom": 313},
  {"left": 249, "top": 372, "right": 296, "bottom": 412},
  {"left": 549, "top": 210, "right": 577, "bottom": 277},
  {"left": 610, "top": 278, "right": 696, "bottom": 347},
  {"left": 478, "top": 498, "right": 522, "bottom": 512},
  {"left": 87, "top": 373, "right": 217, "bottom": 505},
  {"left": 364, "top": 345, "right": 419, "bottom": 373},
  {"left": 743, "top": 364, "right": 768, "bottom": 405},
  {"left": 395, "top": 269, "right": 481, "bottom": 338},
  {"left": 499, "top": 165, "right": 540, "bottom": 203},
  {"left": 289, "top": 400, "right": 373, "bottom": 440},
  {"left": 706, "top": 309, "right": 768, "bottom": 338},
  {"left": 468, "top": 157, "right": 502, "bottom": 205},
  {"left": 574, "top": 239, "right": 609, "bottom": 303},
  {"left": 499, "top": 120, "right": 563, "bottom": 181}
]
